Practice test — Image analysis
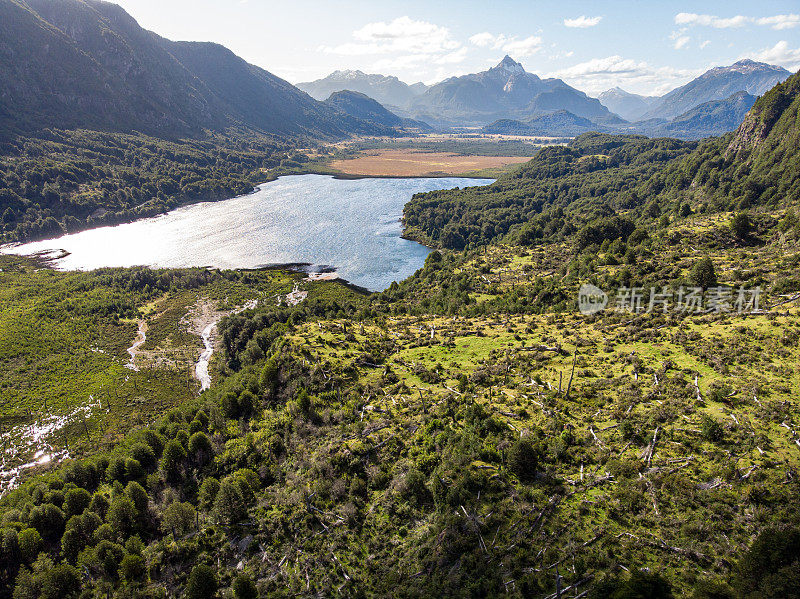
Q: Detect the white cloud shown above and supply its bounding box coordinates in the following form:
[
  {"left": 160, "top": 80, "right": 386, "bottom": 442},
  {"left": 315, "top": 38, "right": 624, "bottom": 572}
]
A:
[
  {"left": 756, "top": 14, "right": 800, "bottom": 30},
  {"left": 466, "top": 32, "right": 542, "bottom": 57},
  {"left": 469, "top": 32, "right": 495, "bottom": 47},
  {"left": 372, "top": 54, "right": 431, "bottom": 71},
  {"left": 502, "top": 35, "right": 544, "bottom": 57},
  {"left": 675, "top": 13, "right": 749, "bottom": 28},
  {"left": 436, "top": 47, "right": 469, "bottom": 64},
  {"left": 749, "top": 40, "right": 800, "bottom": 70},
  {"left": 700, "top": 40, "right": 711, "bottom": 49},
  {"left": 676, "top": 12, "right": 800, "bottom": 30},
  {"left": 564, "top": 15, "right": 602, "bottom": 28},
  {"left": 548, "top": 55, "right": 700, "bottom": 95},
  {"left": 673, "top": 36, "right": 690, "bottom": 50},
  {"left": 321, "top": 16, "right": 460, "bottom": 56}
]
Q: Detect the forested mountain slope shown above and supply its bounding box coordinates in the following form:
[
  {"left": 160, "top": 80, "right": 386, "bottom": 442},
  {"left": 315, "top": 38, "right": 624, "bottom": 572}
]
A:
[
  {"left": 404, "top": 70, "right": 800, "bottom": 250},
  {"left": 0, "top": 0, "right": 384, "bottom": 139},
  {"left": 323, "top": 91, "right": 432, "bottom": 131}
]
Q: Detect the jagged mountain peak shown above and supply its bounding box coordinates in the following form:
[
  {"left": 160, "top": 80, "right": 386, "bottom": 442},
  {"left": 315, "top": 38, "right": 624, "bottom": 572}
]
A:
[
  {"left": 493, "top": 55, "right": 525, "bottom": 74},
  {"left": 330, "top": 69, "right": 367, "bottom": 78},
  {"left": 706, "top": 59, "right": 788, "bottom": 77}
]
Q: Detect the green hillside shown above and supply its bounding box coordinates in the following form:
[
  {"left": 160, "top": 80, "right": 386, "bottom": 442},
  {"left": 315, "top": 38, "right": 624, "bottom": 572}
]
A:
[
  {"left": 0, "top": 71, "right": 799, "bottom": 599},
  {"left": 404, "top": 70, "right": 800, "bottom": 251}
]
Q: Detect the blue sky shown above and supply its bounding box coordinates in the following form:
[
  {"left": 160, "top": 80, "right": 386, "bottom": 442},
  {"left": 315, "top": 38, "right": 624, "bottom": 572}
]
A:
[{"left": 114, "top": 0, "right": 800, "bottom": 95}]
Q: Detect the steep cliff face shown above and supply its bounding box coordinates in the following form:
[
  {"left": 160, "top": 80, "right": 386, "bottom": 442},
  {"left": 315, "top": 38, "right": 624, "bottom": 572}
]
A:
[{"left": 726, "top": 71, "right": 800, "bottom": 160}]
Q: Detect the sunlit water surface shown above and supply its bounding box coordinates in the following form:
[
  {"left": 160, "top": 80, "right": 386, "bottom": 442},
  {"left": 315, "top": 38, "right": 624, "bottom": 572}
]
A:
[{"left": 7, "top": 175, "right": 491, "bottom": 290}]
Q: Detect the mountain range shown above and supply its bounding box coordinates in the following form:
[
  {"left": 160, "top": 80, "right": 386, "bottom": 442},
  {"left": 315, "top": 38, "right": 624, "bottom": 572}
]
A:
[
  {"left": 298, "top": 71, "right": 428, "bottom": 109},
  {"left": 481, "top": 111, "right": 597, "bottom": 137},
  {"left": 647, "top": 90, "right": 757, "bottom": 139},
  {"left": 302, "top": 58, "right": 793, "bottom": 139},
  {"left": 0, "top": 0, "right": 795, "bottom": 142},
  {"left": 0, "top": 0, "right": 394, "bottom": 139},
  {"left": 483, "top": 89, "right": 761, "bottom": 140},
  {"left": 637, "top": 59, "right": 791, "bottom": 121},
  {"left": 408, "top": 56, "right": 620, "bottom": 127}
]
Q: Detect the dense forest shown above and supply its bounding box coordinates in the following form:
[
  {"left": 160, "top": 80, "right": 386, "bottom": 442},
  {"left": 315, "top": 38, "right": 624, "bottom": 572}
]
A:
[
  {"left": 403, "top": 72, "right": 800, "bottom": 251},
  {"left": 0, "top": 130, "right": 312, "bottom": 243}
]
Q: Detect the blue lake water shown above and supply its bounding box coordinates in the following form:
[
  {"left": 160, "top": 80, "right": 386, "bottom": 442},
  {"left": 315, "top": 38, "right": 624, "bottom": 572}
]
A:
[{"left": 7, "top": 174, "right": 491, "bottom": 291}]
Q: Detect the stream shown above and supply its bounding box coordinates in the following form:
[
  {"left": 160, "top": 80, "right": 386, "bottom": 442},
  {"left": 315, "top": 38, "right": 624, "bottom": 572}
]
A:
[
  {"left": 194, "top": 299, "right": 258, "bottom": 391},
  {"left": 126, "top": 320, "right": 147, "bottom": 371}
]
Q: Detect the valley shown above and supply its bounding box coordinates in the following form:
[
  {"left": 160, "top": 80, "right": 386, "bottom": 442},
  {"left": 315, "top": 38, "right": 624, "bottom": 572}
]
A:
[
  {"left": 0, "top": 0, "right": 799, "bottom": 597},
  {"left": 328, "top": 149, "right": 532, "bottom": 177}
]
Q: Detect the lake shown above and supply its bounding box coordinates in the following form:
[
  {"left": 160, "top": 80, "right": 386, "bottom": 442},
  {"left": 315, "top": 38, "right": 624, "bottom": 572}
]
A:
[{"left": 6, "top": 175, "right": 491, "bottom": 291}]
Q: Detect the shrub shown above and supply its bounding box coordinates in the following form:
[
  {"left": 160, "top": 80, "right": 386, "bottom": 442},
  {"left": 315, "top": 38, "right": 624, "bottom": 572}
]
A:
[
  {"left": 63, "top": 488, "right": 91, "bottom": 518},
  {"left": 731, "top": 212, "right": 751, "bottom": 239},
  {"left": 508, "top": 437, "right": 540, "bottom": 478},
  {"left": 120, "top": 554, "right": 146, "bottom": 582},
  {"left": 296, "top": 389, "right": 312, "bottom": 416},
  {"left": 701, "top": 416, "right": 724, "bottom": 443},
  {"left": 734, "top": 527, "right": 800, "bottom": 598},
  {"left": 186, "top": 564, "right": 218, "bottom": 599},
  {"left": 690, "top": 257, "right": 717, "bottom": 289},
  {"left": 233, "top": 573, "right": 259, "bottom": 599},
  {"left": 17, "top": 528, "right": 41, "bottom": 562}
]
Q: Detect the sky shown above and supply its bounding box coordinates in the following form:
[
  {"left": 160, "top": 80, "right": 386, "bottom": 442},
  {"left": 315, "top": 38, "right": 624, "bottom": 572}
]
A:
[{"left": 113, "top": 0, "right": 800, "bottom": 96}]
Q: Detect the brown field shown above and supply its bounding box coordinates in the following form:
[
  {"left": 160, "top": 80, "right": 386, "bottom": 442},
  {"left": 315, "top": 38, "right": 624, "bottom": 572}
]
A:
[{"left": 329, "top": 149, "right": 533, "bottom": 176}]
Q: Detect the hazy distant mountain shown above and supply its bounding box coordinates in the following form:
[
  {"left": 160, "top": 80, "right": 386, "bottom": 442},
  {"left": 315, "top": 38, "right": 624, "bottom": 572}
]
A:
[
  {"left": 298, "top": 71, "right": 427, "bottom": 108},
  {"left": 409, "top": 82, "right": 430, "bottom": 95},
  {"left": 0, "top": 0, "right": 387, "bottom": 138},
  {"left": 662, "top": 91, "right": 757, "bottom": 139},
  {"left": 598, "top": 87, "right": 659, "bottom": 121},
  {"left": 482, "top": 110, "right": 601, "bottom": 137},
  {"left": 408, "top": 56, "right": 617, "bottom": 126},
  {"left": 323, "top": 91, "right": 432, "bottom": 132},
  {"left": 641, "top": 60, "right": 791, "bottom": 121},
  {"left": 482, "top": 91, "right": 759, "bottom": 141}
]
